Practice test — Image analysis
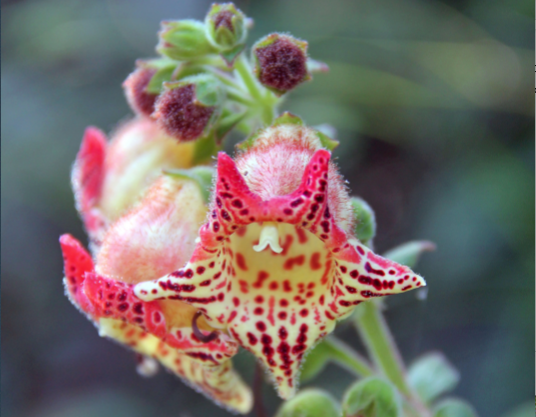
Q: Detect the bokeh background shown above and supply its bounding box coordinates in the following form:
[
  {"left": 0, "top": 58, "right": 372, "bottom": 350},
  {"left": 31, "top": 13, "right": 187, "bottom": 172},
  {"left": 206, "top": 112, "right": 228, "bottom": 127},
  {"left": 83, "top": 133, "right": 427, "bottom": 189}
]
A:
[{"left": 2, "top": 0, "right": 534, "bottom": 416}]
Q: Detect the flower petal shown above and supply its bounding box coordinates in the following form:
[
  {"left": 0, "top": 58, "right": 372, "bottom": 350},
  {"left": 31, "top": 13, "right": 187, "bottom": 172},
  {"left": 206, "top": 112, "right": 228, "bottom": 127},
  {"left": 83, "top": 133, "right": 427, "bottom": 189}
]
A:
[
  {"left": 71, "top": 127, "right": 108, "bottom": 246},
  {"left": 98, "top": 318, "right": 252, "bottom": 414},
  {"left": 60, "top": 234, "right": 252, "bottom": 413},
  {"left": 83, "top": 273, "right": 238, "bottom": 363}
]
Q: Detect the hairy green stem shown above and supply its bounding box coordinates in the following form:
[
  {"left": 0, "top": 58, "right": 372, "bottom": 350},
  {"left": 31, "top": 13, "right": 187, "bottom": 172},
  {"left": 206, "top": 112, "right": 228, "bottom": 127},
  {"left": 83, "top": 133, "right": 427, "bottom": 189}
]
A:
[
  {"left": 354, "top": 301, "right": 411, "bottom": 395},
  {"left": 234, "top": 54, "right": 264, "bottom": 101},
  {"left": 234, "top": 54, "right": 276, "bottom": 125},
  {"left": 354, "top": 301, "right": 431, "bottom": 417}
]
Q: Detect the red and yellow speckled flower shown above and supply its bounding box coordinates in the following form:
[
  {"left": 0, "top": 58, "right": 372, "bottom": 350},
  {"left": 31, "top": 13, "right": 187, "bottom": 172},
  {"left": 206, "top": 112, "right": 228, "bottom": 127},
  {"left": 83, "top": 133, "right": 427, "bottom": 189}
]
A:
[
  {"left": 63, "top": 124, "right": 253, "bottom": 413},
  {"left": 132, "top": 121, "right": 427, "bottom": 399}
]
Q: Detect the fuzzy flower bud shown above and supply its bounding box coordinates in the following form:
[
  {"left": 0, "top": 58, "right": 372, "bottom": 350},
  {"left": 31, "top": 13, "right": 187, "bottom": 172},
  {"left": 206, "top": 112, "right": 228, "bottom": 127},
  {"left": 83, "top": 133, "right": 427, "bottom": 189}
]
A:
[
  {"left": 123, "top": 66, "right": 159, "bottom": 117},
  {"left": 158, "top": 20, "right": 216, "bottom": 61},
  {"left": 253, "top": 33, "right": 309, "bottom": 95},
  {"left": 205, "top": 3, "right": 247, "bottom": 64},
  {"left": 153, "top": 74, "right": 225, "bottom": 142},
  {"left": 71, "top": 118, "right": 200, "bottom": 248}
]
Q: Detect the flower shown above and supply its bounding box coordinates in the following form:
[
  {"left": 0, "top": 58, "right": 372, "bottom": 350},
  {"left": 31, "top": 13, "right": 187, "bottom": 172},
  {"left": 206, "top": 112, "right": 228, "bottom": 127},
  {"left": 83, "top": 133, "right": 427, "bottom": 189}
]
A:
[
  {"left": 61, "top": 175, "right": 252, "bottom": 413},
  {"left": 134, "top": 120, "right": 427, "bottom": 399},
  {"left": 72, "top": 117, "right": 200, "bottom": 249}
]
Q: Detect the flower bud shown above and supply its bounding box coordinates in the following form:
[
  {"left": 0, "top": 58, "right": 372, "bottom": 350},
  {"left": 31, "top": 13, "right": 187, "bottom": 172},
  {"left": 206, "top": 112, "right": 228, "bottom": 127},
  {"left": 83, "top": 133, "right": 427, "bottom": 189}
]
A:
[
  {"left": 153, "top": 74, "right": 225, "bottom": 142},
  {"left": 275, "top": 389, "right": 340, "bottom": 417},
  {"left": 252, "top": 33, "right": 309, "bottom": 95},
  {"left": 342, "top": 377, "right": 401, "bottom": 417},
  {"left": 350, "top": 196, "right": 376, "bottom": 244},
  {"left": 158, "top": 20, "right": 216, "bottom": 61},
  {"left": 123, "top": 66, "right": 159, "bottom": 117},
  {"left": 205, "top": 3, "right": 247, "bottom": 64}
]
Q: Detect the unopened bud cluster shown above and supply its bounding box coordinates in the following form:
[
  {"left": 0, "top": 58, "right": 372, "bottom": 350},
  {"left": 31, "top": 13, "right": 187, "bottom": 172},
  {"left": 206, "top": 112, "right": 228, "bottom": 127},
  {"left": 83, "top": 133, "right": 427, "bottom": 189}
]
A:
[{"left": 122, "top": 2, "right": 328, "bottom": 148}]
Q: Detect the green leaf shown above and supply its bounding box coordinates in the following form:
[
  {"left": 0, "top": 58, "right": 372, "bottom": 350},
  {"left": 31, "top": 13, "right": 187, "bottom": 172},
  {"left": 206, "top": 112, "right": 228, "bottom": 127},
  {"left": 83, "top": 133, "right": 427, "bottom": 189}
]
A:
[
  {"left": 342, "top": 377, "right": 402, "bottom": 417},
  {"left": 407, "top": 353, "right": 460, "bottom": 404},
  {"left": 300, "top": 337, "right": 373, "bottom": 383},
  {"left": 146, "top": 64, "right": 176, "bottom": 94},
  {"left": 273, "top": 112, "right": 304, "bottom": 126},
  {"left": 433, "top": 398, "right": 478, "bottom": 417},
  {"left": 315, "top": 130, "right": 339, "bottom": 151},
  {"left": 275, "top": 389, "right": 340, "bottom": 417},
  {"left": 382, "top": 241, "right": 436, "bottom": 269},
  {"left": 350, "top": 197, "right": 376, "bottom": 244},
  {"left": 163, "top": 166, "right": 215, "bottom": 203}
]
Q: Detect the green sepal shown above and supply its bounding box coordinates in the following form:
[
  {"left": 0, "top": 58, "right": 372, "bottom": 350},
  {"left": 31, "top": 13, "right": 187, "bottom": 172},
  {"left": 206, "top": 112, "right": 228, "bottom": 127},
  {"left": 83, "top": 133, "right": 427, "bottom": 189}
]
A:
[
  {"left": 220, "top": 43, "right": 245, "bottom": 66},
  {"left": 253, "top": 32, "right": 307, "bottom": 52},
  {"left": 382, "top": 241, "right": 436, "bottom": 269},
  {"left": 350, "top": 197, "right": 376, "bottom": 244},
  {"left": 146, "top": 64, "right": 176, "bottom": 94},
  {"left": 315, "top": 129, "right": 339, "bottom": 151},
  {"left": 163, "top": 74, "right": 225, "bottom": 108},
  {"left": 407, "top": 353, "right": 460, "bottom": 404},
  {"left": 275, "top": 389, "right": 340, "bottom": 417},
  {"left": 273, "top": 112, "right": 304, "bottom": 127},
  {"left": 433, "top": 399, "right": 478, "bottom": 417},
  {"left": 163, "top": 166, "right": 215, "bottom": 203},
  {"left": 235, "top": 128, "right": 263, "bottom": 151},
  {"left": 342, "top": 377, "right": 402, "bottom": 417},
  {"left": 158, "top": 20, "right": 216, "bottom": 61}
]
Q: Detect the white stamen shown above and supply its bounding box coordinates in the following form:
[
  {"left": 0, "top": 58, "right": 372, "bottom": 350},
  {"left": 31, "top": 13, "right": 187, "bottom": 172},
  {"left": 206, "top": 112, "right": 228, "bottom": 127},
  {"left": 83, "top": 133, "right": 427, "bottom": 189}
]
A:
[{"left": 253, "top": 222, "right": 283, "bottom": 254}]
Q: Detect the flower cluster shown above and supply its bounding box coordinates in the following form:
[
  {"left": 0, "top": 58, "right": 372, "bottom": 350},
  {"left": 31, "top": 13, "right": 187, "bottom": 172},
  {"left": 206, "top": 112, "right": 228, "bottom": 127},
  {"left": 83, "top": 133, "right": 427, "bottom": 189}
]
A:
[{"left": 61, "top": 3, "right": 426, "bottom": 414}]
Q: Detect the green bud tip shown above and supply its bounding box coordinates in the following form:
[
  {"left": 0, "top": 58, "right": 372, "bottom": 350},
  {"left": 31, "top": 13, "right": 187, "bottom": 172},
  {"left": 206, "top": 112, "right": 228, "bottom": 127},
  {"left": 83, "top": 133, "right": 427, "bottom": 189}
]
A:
[
  {"left": 205, "top": 3, "right": 247, "bottom": 51},
  {"left": 157, "top": 19, "right": 215, "bottom": 61}
]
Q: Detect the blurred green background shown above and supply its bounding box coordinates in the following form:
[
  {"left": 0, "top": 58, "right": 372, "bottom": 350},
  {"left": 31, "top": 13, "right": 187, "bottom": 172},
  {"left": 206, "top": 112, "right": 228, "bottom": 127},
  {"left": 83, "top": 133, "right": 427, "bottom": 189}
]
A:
[{"left": 1, "top": 0, "right": 534, "bottom": 416}]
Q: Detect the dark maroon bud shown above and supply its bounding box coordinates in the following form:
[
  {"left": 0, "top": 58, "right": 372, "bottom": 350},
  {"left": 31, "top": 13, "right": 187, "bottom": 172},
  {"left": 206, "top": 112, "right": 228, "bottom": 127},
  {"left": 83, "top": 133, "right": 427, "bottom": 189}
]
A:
[
  {"left": 153, "top": 74, "right": 224, "bottom": 142},
  {"left": 123, "top": 67, "right": 159, "bottom": 117},
  {"left": 253, "top": 34, "right": 309, "bottom": 95}
]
